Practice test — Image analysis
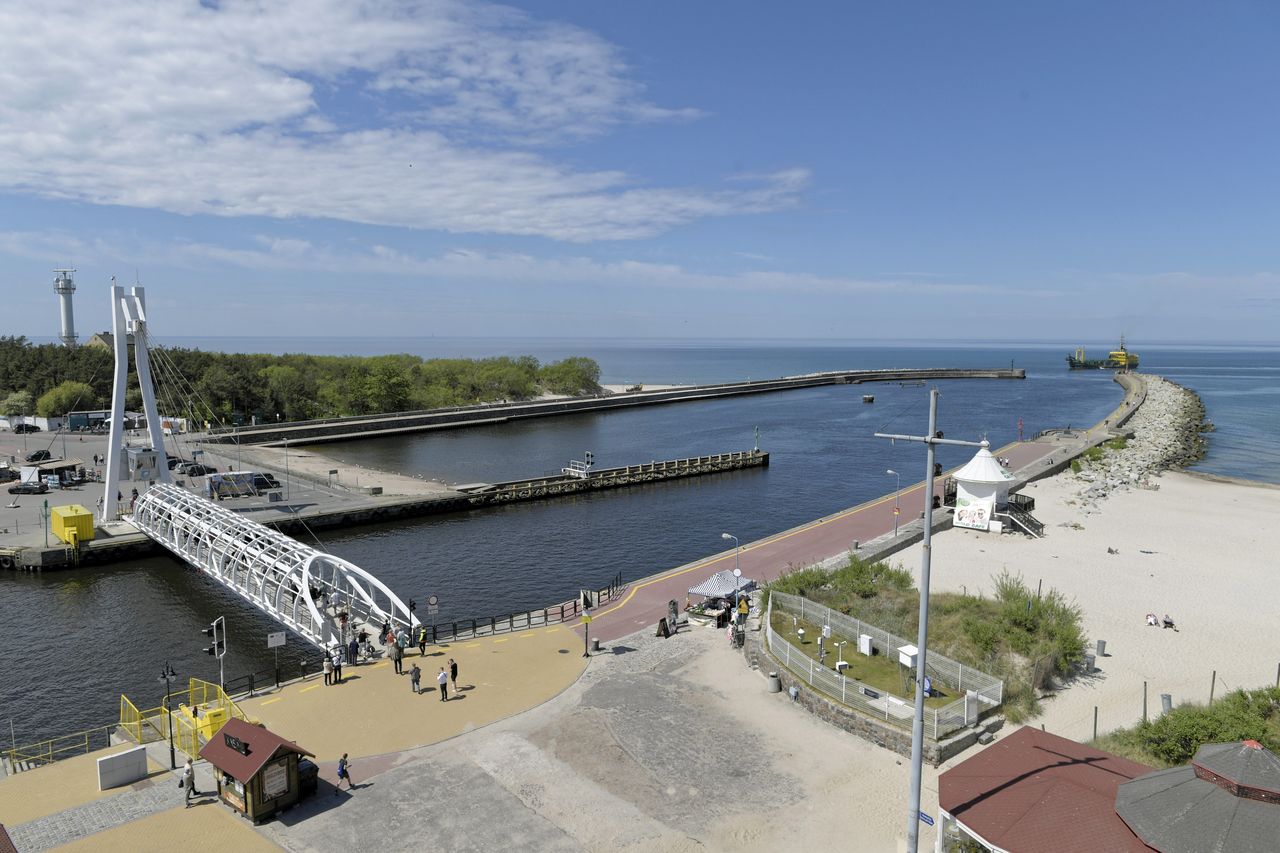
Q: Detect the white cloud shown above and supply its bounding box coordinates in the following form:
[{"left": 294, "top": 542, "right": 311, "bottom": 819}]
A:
[{"left": 0, "top": 0, "right": 794, "bottom": 241}]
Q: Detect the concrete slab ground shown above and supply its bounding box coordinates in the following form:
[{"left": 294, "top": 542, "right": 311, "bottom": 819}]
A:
[
  {"left": 239, "top": 625, "right": 588, "bottom": 762},
  {"left": 48, "top": 801, "right": 283, "bottom": 853},
  {"left": 0, "top": 742, "right": 165, "bottom": 826}
]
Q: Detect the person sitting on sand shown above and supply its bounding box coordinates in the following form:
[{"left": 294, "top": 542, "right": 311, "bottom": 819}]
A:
[
  {"left": 1146, "top": 613, "right": 1159, "bottom": 627},
  {"left": 1162, "top": 614, "right": 1177, "bottom": 630}
]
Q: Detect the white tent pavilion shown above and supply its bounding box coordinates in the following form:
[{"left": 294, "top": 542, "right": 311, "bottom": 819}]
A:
[
  {"left": 688, "top": 569, "right": 754, "bottom": 599},
  {"left": 952, "top": 441, "right": 1017, "bottom": 531}
]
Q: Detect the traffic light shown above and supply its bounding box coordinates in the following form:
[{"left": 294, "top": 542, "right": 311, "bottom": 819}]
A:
[
  {"left": 202, "top": 621, "right": 225, "bottom": 656},
  {"left": 409, "top": 598, "right": 417, "bottom": 614},
  {"left": 934, "top": 463, "right": 943, "bottom": 478}
]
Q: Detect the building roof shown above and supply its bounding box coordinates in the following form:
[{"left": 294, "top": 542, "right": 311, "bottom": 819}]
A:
[
  {"left": 953, "top": 443, "right": 1016, "bottom": 485},
  {"left": 1116, "top": 741, "right": 1280, "bottom": 853},
  {"left": 197, "top": 717, "right": 313, "bottom": 784},
  {"left": 939, "top": 726, "right": 1155, "bottom": 853}
]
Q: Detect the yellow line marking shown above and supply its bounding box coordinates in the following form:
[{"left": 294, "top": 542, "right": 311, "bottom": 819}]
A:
[
  {"left": 261, "top": 697, "right": 283, "bottom": 706},
  {"left": 493, "top": 638, "right": 510, "bottom": 644},
  {"left": 300, "top": 684, "right": 321, "bottom": 693},
  {"left": 463, "top": 642, "right": 481, "bottom": 648}
]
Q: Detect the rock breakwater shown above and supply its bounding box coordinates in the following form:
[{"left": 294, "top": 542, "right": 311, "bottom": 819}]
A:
[{"left": 1070, "top": 375, "right": 1208, "bottom": 508}]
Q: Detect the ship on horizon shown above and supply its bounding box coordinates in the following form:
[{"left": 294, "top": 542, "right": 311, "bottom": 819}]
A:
[{"left": 1066, "top": 337, "right": 1139, "bottom": 371}]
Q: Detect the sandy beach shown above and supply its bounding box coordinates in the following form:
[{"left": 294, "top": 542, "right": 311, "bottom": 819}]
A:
[{"left": 895, "top": 468, "right": 1280, "bottom": 742}]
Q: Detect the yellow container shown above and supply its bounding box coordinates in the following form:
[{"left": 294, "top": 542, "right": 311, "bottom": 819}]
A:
[{"left": 51, "top": 504, "right": 95, "bottom": 544}]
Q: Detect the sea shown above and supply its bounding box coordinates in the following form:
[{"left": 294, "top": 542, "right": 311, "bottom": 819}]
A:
[{"left": 3, "top": 339, "right": 1277, "bottom": 745}]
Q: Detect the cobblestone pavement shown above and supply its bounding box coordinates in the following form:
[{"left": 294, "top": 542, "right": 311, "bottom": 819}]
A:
[
  {"left": 251, "top": 623, "right": 911, "bottom": 853},
  {"left": 8, "top": 775, "right": 189, "bottom": 852}
]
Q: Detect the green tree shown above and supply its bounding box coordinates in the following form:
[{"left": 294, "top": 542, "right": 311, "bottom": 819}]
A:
[
  {"left": 36, "top": 381, "right": 98, "bottom": 417},
  {"left": 539, "top": 357, "right": 602, "bottom": 395},
  {"left": 1, "top": 390, "right": 34, "bottom": 417}
]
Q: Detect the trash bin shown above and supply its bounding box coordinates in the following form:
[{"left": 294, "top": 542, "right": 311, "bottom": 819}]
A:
[
  {"left": 1096, "top": 639, "right": 1107, "bottom": 657},
  {"left": 1083, "top": 654, "right": 1096, "bottom": 673},
  {"left": 1161, "top": 693, "right": 1173, "bottom": 714},
  {"left": 767, "top": 672, "right": 782, "bottom": 693},
  {"left": 298, "top": 758, "right": 318, "bottom": 797}
]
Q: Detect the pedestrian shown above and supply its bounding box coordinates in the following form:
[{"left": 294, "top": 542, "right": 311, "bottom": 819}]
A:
[
  {"left": 737, "top": 595, "right": 749, "bottom": 626},
  {"left": 417, "top": 624, "right": 428, "bottom": 656},
  {"left": 437, "top": 667, "right": 448, "bottom": 701},
  {"left": 323, "top": 653, "right": 333, "bottom": 686},
  {"left": 347, "top": 636, "right": 359, "bottom": 667},
  {"left": 449, "top": 657, "right": 458, "bottom": 691},
  {"left": 391, "top": 640, "right": 403, "bottom": 675},
  {"left": 182, "top": 759, "right": 199, "bottom": 806},
  {"left": 95, "top": 495, "right": 104, "bottom": 518},
  {"left": 410, "top": 663, "right": 421, "bottom": 694},
  {"left": 335, "top": 753, "right": 353, "bottom": 793},
  {"left": 396, "top": 627, "right": 409, "bottom": 658},
  {"left": 331, "top": 646, "right": 343, "bottom": 684}
]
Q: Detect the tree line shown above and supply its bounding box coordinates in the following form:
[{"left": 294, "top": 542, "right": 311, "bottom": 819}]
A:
[{"left": 0, "top": 336, "right": 602, "bottom": 425}]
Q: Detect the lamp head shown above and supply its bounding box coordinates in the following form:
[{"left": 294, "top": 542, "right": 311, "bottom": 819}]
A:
[
  {"left": 886, "top": 469, "right": 896, "bottom": 475},
  {"left": 721, "top": 532, "right": 733, "bottom": 540}
]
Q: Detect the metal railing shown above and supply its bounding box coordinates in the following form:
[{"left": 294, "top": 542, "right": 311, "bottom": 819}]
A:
[
  {"left": 767, "top": 592, "right": 1002, "bottom": 741},
  {"left": 3, "top": 724, "right": 119, "bottom": 775}
]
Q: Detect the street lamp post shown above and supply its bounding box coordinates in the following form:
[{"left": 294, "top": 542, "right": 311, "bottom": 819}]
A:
[
  {"left": 159, "top": 662, "right": 178, "bottom": 769},
  {"left": 886, "top": 469, "right": 902, "bottom": 537},
  {"left": 721, "top": 532, "right": 741, "bottom": 608},
  {"left": 876, "top": 389, "right": 986, "bottom": 853}
]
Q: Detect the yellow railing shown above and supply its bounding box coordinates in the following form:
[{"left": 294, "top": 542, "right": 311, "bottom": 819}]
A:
[
  {"left": 3, "top": 724, "right": 118, "bottom": 773},
  {"left": 119, "top": 678, "right": 252, "bottom": 761}
]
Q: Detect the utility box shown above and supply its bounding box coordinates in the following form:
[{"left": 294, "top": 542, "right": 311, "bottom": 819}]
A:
[
  {"left": 898, "top": 644, "right": 919, "bottom": 668},
  {"left": 125, "top": 446, "right": 160, "bottom": 482},
  {"left": 51, "top": 504, "right": 95, "bottom": 544},
  {"left": 858, "top": 633, "right": 874, "bottom": 656}
]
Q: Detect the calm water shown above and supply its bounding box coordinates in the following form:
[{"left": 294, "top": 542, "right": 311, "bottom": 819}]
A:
[{"left": 2, "top": 341, "right": 1275, "bottom": 744}]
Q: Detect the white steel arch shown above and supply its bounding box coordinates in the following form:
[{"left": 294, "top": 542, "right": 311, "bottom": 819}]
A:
[{"left": 132, "top": 483, "right": 418, "bottom": 649}]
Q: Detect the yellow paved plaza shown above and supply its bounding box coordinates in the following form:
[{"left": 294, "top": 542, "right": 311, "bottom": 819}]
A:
[
  {"left": 49, "top": 802, "right": 283, "bottom": 853},
  {"left": 0, "top": 743, "right": 165, "bottom": 826}
]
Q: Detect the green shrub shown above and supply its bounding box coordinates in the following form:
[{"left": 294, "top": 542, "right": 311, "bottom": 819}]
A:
[{"left": 1098, "top": 687, "right": 1280, "bottom": 766}]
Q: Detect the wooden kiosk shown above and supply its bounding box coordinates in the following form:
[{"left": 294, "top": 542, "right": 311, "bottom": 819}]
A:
[{"left": 199, "top": 718, "right": 316, "bottom": 823}]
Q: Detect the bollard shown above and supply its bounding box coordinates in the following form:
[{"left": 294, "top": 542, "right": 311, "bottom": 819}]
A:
[
  {"left": 767, "top": 672, "right": 782, "bottom": 693},
  {"left": 1084, "top": 653, "right": 1096, "bottom": 673},
  {"left": 1161, "top": 693, "right": 1172, "bottom": 715},
  {"left": 591, "top": 637, "right": 601, "bottom": 652},
  {"left": 1096, "top": 639, "right": 1107, "bottom": 657}
]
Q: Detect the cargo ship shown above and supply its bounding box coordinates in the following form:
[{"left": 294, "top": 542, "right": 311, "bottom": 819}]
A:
[{"left": 1066, "top": 338, "right": 1139, "bottom": 370}]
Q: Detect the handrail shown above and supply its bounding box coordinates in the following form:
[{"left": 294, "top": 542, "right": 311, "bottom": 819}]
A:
[{"left": 3, "top": 723, "right": 119, "bottom": 775}]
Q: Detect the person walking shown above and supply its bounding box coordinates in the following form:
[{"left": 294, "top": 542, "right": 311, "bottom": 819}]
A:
[
  {"left": 323, "top": 653, "right": 333, "bottom": 686},
  {"left": 391, "top": 640, "right": 403, "bottom": 675},
  {"left": 332, "top": 646, "right": 344, "bottom": 684},
  {"left": 737, "top": 595, "right": 749, "bottom": 626},
  {"left": 347, "top": 636, "right": 359, "bottom": 667},
  {"left": 417, "top": 624, "right": 428, "bottom": 656},
  {"left": 182, "top": 759, "right": 199, "bottom": 806},
  {"left": 335, "top": 753, "right": 353, "bottom": 793},
  {"left": 449, "top": 658, "right": 458, "bottom": 692},
  {"left": 437, "top": 667, "right": 448, "bottom": 701},
  {"left": 410, "top": 663, "right": 421, "bottom": 694}
]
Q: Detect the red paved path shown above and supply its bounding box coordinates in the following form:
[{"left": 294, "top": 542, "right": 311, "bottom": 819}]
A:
[{"left": 580, "top": 439, "right": 1054, "bottom": 643}]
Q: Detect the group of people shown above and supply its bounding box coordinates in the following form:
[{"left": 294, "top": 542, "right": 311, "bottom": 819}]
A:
[
  {"left": 409, "top": 658, "right": 458, "bottom": 700},
  {"left": 1145, "top": 612, "right": 1178, "bottom": 630}
]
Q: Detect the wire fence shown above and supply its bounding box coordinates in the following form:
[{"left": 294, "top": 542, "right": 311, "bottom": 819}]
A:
[{"left": 767, "top": 592, "right": 1003, "bottom": 741}]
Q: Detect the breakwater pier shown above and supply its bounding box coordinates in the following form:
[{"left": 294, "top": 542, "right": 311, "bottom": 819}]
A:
[{"left": 206, "top": 367, "right": 1025, "bottom": 446}]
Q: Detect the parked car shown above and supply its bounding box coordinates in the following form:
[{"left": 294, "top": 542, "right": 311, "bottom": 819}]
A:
[
  {"left": 251, "top": 473, "right": 281, "bottom": 491},
  {"left": 166, "top": 455, "right": 187, "bottom": 470},
  {"left": 24, "top": 449, "right": 53, "bottom": 462},
  {"left": 8, "top": 481, "right": 49, "bottom": 495},
  {"left": 13, "top": 423, "right": 40, "bottom": 434},
  {"left": 0, "top": 468, "right": 18, "bottom": 483},
  {"left": 179, "top": 462, "right": 217, "bottom": 476}
]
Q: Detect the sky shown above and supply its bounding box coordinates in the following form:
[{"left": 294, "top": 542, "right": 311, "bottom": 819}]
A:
[{"left": 0, "top": 1, "right": 1277, "bottom": 345}]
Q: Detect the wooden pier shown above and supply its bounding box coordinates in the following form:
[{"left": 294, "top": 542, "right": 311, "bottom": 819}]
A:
[{"left": 455, "top": 449, "right": 768, "bottom": 508}]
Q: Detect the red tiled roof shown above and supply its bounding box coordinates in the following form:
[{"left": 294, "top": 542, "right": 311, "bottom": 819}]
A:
[
  {"left": 939, "top": 726, "right": 1156, "bottom": 853},
  {"left": 198, "top": 717, "right": 313, "bottom": 784}
]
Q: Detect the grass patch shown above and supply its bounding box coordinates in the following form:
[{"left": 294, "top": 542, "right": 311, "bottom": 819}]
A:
[
  {"left": 768, "top": 555, "right": 1087, "bottom": 722},
  {"left": 770, "top": 611, "right": 952, "bottom": 708},
  {"left": 1094, "top": 686, "right": 1280, "bottom": 767}
]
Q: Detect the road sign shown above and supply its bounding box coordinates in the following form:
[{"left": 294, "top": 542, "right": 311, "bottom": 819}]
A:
[
  {"left": 918, "top": 811, "right": 934, "bottom": 827},
  {"left": 267, "top": 631, "right": 285, "bottom": 649},
  {"left": 581, "top": 612, "right": 592, "bottom": 624},
  {"left": 427, "top": 604, "right": 439, "bottom": 616}
]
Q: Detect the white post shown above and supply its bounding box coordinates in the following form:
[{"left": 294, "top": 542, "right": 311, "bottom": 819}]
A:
[
  {"left": 129, "top": 287, "right": 171, "bottom": 487},
  {"left": 103, "top": 281, "right": 129, "bottom": 519}
]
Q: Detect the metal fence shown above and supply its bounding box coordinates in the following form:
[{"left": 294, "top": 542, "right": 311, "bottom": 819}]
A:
[
  {"left": 767, "top": 592, "right": 1003, "bottom": 741},
  {"left": 2, "top": 723, "right": 118, "bottom": 775}
]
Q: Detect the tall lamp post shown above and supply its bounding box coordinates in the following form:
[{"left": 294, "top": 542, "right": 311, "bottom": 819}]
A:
[
  {"left": 721, "top": 532, "right": 741, "bottom": 608},
  {"left": 876, "top": 389, "right": 986, "bottom": 853},
  {"left": 886, "top": 469, "right": 902, "bottom": 537},
  {"left": 159, "top": 662, "right": 178, "bottom": 769}
]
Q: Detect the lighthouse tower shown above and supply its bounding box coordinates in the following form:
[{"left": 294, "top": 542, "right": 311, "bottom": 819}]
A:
[{"left": 54, "top": 268, "right": 78, "bottom": 346}]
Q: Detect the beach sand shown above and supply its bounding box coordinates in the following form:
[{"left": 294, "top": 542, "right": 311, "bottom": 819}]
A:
[{"left": 894, "top": 469, "right": 1280, "bottom": 742}]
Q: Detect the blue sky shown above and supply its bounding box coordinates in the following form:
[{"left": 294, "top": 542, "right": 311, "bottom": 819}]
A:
[{"left": 1, "top": 1, "right": 1276, "bottom": 344}]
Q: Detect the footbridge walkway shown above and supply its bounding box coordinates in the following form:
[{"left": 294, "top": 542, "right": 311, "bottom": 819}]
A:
[{"left": 131, "top": 483, "right": 416, "bottom": 650}]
